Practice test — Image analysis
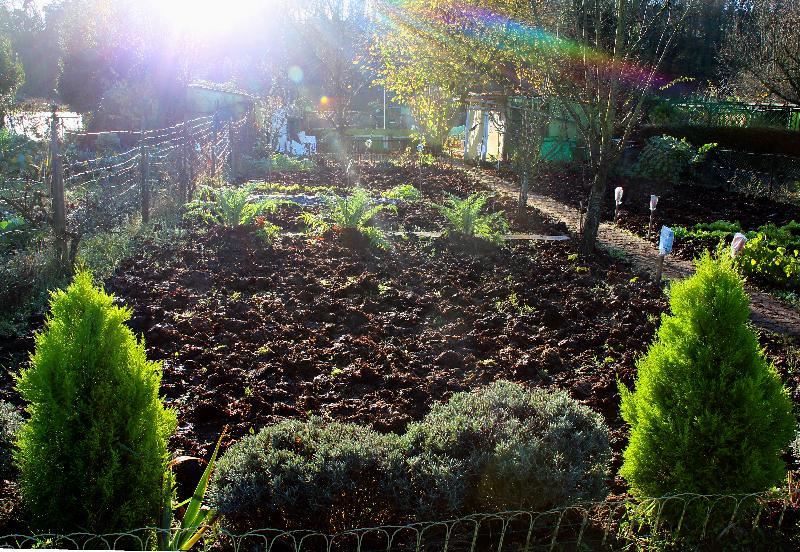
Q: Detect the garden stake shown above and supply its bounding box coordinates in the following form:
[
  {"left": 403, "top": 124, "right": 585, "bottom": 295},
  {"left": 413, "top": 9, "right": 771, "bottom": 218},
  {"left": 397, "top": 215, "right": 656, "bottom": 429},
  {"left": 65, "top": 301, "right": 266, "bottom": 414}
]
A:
[
  {"left": 649, "top": 195, "right": 658, "bottom": 232},
  {"left": 417, "top": 142, "right": 424, "bottom": 191},
  {"left": 655, "top": 254, "right": 665, "bottom": 283}
]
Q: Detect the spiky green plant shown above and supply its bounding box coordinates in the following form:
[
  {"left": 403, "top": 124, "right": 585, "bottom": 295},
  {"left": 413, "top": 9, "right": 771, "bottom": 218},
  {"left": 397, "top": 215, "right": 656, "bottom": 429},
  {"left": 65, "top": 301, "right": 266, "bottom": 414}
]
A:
[
  {"left": 433, "top": 192, "right": 509, "bottom": 245},
  {"left": 159, "top": 433, "right": 224, "bottom": 551},
  {"left": 185, "top": 184, "right": 280, "bottom": 227},
  {"left": 620, "top": 251, "right": 794, "bottom": 502},
  {"left": 15, "top": 270, "right": 176, "bottom": 533},
  {"left": 301, "top": 188, "right": 396, "bottom": 249}
]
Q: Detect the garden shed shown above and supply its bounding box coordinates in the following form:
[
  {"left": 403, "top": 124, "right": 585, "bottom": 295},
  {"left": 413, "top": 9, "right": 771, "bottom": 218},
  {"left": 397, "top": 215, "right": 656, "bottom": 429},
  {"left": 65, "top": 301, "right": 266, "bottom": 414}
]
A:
[
  {"left": 464, "top": 93, "right": 506, "bottom": 163},
  {"left": 463, "top": 93, "right": 583, "bottom": 164},
  {"left": 187, "top": 82, "right": 255, "bottom": 119}
]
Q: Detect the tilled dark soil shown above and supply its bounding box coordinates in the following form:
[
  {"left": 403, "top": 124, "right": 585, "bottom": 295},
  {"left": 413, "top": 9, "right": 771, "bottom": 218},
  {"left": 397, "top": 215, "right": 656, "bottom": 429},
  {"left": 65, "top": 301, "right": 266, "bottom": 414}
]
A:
[
  {"left": 1, "top": 163, "right": 798, "bottom": 534},
  {"left": 105, "top": 227, "right": 664, "bottom": 478}
]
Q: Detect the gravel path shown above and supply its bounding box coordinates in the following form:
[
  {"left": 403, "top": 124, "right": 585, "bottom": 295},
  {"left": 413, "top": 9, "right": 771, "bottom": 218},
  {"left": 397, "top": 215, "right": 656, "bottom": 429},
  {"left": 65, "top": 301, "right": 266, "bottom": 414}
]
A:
[{"left": 465, "top": 165, "right": 800, "bottom": 336}]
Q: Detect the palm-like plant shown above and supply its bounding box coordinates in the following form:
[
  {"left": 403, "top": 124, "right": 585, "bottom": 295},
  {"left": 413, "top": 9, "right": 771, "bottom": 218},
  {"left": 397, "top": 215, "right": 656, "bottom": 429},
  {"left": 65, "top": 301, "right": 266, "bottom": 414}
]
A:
[
  {"left": 186, "top": 185, "right": 279, "bottom": 227},
  {"left": 301, "top": 188, "right": 396, "bottom": 249},
  {"left": 433, "top": 192, "right": 509, "bottom": 245}
]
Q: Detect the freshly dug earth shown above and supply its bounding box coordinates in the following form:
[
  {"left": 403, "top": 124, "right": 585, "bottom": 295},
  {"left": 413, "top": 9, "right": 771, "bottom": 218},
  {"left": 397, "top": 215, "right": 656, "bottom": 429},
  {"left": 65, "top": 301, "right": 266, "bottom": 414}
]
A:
[
  {"left": 0, "top": 163, "right": 798, "bottom": 536},
  {"left": 105, "top": 229, "right": 664, "bottom": 477}
]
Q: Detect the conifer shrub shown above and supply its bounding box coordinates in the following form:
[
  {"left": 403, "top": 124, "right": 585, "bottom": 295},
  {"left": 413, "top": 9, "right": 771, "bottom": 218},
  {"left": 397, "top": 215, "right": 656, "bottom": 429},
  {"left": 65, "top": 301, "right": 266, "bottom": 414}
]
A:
[
  {"left": 14, "top": 270, "right": 177, "bottom": 533},
  {"left": 0, "top": 401, "right": 22, "bottom": 481},
  {"left": 209, "top": 417, "right": 409, "bottom": 533},
  {"left": 403, "top": 381, "right": 610, "bottom": 518},
  {"left": 620, "top": 252, "right": 794, "bottom": 502}
]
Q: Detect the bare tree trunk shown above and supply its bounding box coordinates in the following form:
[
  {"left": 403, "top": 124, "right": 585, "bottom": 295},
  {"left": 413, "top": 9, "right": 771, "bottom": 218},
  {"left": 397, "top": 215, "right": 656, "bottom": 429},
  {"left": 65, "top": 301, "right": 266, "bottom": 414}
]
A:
[
  {"left": 581, "top": 165, "right": 609, "bottom": 253},
  {"left": 518, "top": 171, "right": 529, "bottom": 218}
]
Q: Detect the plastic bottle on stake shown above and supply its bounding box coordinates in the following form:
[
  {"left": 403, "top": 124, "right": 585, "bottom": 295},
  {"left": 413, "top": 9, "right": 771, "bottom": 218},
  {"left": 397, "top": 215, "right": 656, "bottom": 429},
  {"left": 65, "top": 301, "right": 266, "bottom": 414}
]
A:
[
  {"left": 655, "top": 226, "right": 674, "bottom": 283},
  {"left": 649, "top": 195, "right": 659, "bottom": 231},
  {"left": 731, "top": 233, "right": 748, "bottom": 258}
]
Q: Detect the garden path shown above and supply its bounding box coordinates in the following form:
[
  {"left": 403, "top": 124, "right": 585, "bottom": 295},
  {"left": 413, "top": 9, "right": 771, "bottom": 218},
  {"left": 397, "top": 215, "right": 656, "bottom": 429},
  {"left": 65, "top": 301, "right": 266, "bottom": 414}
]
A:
[{"left": 464, "top": 165, "right": 800, "bottom": 336}]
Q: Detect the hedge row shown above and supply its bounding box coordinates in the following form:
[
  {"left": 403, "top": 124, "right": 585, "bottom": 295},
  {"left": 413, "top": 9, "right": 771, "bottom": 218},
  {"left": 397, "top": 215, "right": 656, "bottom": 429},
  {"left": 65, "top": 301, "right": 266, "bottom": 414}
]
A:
[
  {"left": 209, "top": 381, "right": 611, "bottom": 533},
  {"left": 639, "top": 124, "right": 800, "bottom": 157}
]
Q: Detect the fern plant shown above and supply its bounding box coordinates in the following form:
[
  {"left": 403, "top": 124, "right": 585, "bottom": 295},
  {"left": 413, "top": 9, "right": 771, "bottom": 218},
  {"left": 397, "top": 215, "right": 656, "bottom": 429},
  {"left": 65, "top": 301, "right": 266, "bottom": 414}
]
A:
[
  {"left": 185, "top": 184, "right": 280, "bottom": 227},
  {"left": 433, "top": 192, "right": 509, "bottom": 245},
  {"left": 383, "top": 184, "right": 422, "bottom": 201},
  {"left": 301, "top": 188, "right": 396, "bottom": 249}
]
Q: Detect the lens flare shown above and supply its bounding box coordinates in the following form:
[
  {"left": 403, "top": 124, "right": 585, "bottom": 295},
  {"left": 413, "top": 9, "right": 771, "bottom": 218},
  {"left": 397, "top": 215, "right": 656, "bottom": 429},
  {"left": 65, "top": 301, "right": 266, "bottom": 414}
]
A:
[
  {"left": 376, "top": 0, "right": 670, "bottom": 90},
  {"left": 320, "top": 96, "right": 330, "bottom": 106},
  {"left": 288, "top": 65, "right": 304, "bottom": 84}
]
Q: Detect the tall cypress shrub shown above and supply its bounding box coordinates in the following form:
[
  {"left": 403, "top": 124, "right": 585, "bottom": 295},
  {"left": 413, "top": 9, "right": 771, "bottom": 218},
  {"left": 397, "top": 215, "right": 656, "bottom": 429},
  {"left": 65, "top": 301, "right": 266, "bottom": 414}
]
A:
[
  {"left": 620, "top": 251, "right": 794, "bottom": 499},
  {"left": 15, "top": 270, "right": 176, "bottom": 532}
]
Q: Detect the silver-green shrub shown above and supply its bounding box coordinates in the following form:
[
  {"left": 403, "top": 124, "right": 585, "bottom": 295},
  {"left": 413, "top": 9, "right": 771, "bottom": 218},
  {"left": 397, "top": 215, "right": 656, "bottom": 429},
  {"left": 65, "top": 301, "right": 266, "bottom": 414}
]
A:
[
  {"left": 211, "top": 383, "right": 610, "bottom": 532},
  {"left": 0, "top": 401, "right": 21, "bottom": 481},
  {"left": 209, "top": 418, "right": 409, "bottom": 533},
  {"left": 404, "top": 381, "right": 610, "bottom": 518}
]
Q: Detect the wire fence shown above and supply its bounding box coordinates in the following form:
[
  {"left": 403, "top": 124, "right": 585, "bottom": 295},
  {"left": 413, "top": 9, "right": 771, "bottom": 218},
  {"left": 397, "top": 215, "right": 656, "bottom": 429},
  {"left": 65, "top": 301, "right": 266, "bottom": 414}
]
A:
[
  {"left": 0, "top": 491, "right": 797, "bottom": 550},
  {"left": 665, "top": 100, "right": 800, "bottom": 131},
  {"left": 706, "top": 148, "right": 800, "bottom": 200},
  {"left": 57, "top": 113, "right": 240, "bottom": 221},
  {"left": 0, "top": 110, "right": 252, "bottom": 269}
]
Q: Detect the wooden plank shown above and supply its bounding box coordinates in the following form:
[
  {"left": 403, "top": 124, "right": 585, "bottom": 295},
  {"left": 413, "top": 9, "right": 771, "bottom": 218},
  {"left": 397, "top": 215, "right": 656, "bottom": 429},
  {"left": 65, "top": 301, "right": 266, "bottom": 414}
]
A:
[{"left": 391, "top": 231, "right": 569, "bottom": 241}]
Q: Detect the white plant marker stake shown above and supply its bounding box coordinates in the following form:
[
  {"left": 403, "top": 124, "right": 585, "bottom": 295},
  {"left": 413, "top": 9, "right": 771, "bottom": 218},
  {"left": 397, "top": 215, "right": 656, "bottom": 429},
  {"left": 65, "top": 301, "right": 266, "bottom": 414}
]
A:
[
  {"left": 614, "top": 187, "right": 624, "bottom": 221},
  {"left": 731, "top": 232, "right": 748, "bottom": 258},
  {"left": 649, "top": 195, "right": 659, "bottom": 231}
]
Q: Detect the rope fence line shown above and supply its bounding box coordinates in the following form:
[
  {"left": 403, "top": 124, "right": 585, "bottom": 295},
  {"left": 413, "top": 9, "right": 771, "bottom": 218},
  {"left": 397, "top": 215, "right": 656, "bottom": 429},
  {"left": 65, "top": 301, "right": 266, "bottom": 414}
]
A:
[{"left": 0, "top": 491, "right": 795, "bottom": 550}]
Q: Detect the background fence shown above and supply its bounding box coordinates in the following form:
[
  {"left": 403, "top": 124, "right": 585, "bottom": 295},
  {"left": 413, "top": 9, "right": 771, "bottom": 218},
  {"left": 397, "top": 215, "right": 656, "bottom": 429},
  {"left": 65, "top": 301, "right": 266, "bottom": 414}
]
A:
[
  {"left": 666, "top": 100, "right": 800, "bottom": 131},
  {"left": 0, "top": 491, "right": 797, "bottom": 551},
  {"left": 9, "top": 110, "right": 252, "bottom": 270}
]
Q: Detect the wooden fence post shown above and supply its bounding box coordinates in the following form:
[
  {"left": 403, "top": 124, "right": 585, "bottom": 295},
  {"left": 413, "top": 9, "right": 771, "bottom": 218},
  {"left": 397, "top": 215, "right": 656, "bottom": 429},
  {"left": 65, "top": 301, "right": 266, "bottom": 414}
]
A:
[
  {"left": 139, "top": 120, "right": 150, "bottom": 223},
  {"left": 49, "top": 108, "right": 68, "bottom": 269},
  {"left": 211, "top": 112, "right": 218, "bottom": 179},
  {"left": 230, "top": 120, "right": 238, "bottom": 183},
  {"left": 179, "top": 121, "right": 189, "bottom": 202},
  {"left": 654, "top": 254, "right": 666, "bottom": 284}
]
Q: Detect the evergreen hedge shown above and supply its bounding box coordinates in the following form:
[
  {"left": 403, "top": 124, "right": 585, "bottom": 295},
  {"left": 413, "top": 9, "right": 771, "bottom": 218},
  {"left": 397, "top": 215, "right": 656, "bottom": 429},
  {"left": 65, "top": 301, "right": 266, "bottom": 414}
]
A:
[
  {"left": 620, "top": 252, "right": 795, "bottom": 500},
  {"left": 14, "top": 270, "right": 176, "bottom": 533}
]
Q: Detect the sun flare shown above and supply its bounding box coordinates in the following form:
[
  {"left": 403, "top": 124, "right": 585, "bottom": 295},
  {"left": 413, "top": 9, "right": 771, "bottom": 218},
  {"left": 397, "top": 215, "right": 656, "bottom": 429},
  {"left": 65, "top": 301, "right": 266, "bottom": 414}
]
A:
[{"left": 156, "top": 0, "right": 265, "bottom": 32}]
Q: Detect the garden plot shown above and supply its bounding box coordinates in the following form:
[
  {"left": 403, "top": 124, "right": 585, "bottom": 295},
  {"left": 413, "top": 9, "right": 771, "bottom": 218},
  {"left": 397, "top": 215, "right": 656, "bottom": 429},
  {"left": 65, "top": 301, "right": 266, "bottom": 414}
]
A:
[
  {"left": 101, "top": 226, "right": 667, "bottom": 462},
  {"left": 525, "top": 166, "right": 800, "bottom": 293},
  {"left": 1, "top": 163, "right": 799, "bottom": 540},
  {"left": 0, "top": 164, "right": 667, "bottom": 489}
]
